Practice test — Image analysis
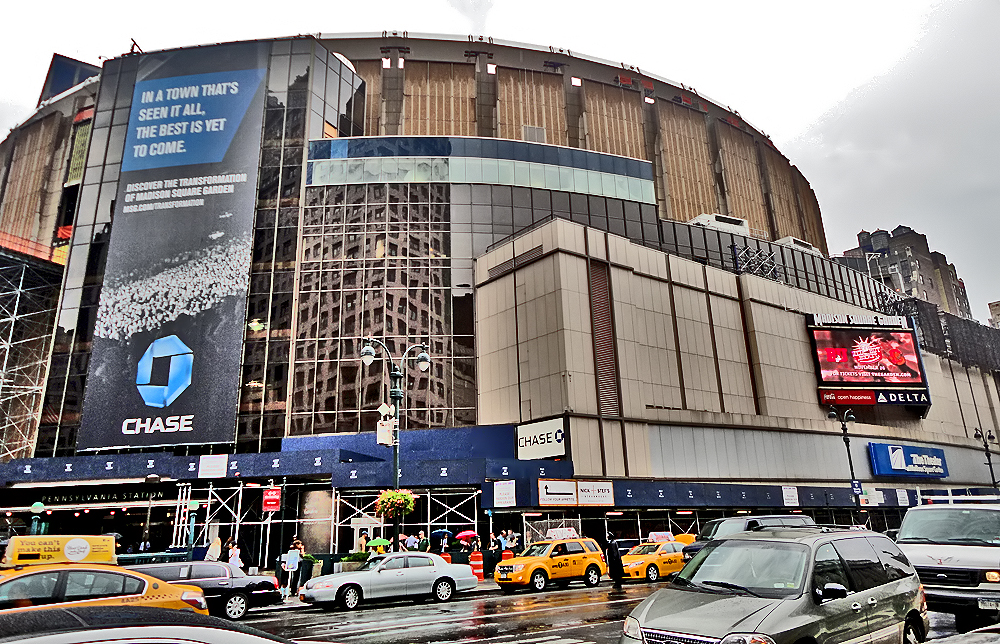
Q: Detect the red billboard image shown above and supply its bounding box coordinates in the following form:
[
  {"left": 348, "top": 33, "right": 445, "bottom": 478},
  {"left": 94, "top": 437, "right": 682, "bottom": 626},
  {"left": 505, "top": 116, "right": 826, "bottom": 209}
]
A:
[{"left": 811, "top": 328, "right": 925, "bottom": 386}]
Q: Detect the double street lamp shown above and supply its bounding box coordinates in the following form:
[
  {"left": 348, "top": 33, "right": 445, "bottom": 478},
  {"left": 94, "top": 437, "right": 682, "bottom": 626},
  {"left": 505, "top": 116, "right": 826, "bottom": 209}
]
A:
[
  {"left": 828, "top": 407, "right": 860, "bottom": 507},
  {"left": 973, "top": 428, "right": 999, "bottom": 490},
  {"left": 360, "top": 338, "right": 431, "bottom": 552}
]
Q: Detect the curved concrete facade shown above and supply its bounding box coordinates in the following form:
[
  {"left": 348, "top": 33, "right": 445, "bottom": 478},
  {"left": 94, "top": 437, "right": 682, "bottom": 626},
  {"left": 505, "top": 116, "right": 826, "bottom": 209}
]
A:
[{"left": 321, "top": 33, "right": 828, "bottom": 254}]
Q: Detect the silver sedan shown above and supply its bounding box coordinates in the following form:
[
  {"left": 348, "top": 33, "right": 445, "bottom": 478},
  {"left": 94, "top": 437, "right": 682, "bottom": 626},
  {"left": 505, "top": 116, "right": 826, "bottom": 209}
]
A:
[{"left": 299, "top": 552, "right": 478, "bottom": 610}]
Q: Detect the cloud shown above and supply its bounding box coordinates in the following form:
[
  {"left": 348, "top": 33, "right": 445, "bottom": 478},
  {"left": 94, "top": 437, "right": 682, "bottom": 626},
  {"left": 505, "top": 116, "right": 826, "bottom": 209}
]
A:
[
  {"left": 786, "top": 0, "right": 1000, "bottom": 321},
  {"left": 445, "top": 0, "right": 494, "bottom": 33}
]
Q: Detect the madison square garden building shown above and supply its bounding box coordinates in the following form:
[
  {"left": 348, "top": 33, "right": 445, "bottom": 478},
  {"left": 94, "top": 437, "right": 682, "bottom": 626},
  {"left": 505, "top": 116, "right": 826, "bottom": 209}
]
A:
[{"left": 2, "top": 33, "right": 999, "bottom": 562}]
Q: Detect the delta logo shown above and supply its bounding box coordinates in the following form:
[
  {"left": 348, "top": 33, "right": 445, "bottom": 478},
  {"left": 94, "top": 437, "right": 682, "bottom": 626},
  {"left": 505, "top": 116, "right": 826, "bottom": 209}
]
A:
[{"left": 122, "top": 335, "right": 196, "bottom": 436}]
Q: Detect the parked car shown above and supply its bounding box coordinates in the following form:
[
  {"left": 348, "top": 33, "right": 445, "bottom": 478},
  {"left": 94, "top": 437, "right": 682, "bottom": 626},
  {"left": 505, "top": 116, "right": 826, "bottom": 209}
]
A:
[
  {"left": 495, "top": 537, "right": 607, "bottom": 592},
  {"left": 681, "top": 514, "right": 816, "bottom": 560},
  {"left": 614, "top": 539, "right": 641, "bottom": 558},
  {"left": 299, "top": 552, "right": 477, "bottom": 610},
  {"left": 0, "top": 605, "right": 292, "bottom": 644},
  {"left": 0, "top": 536, "right": 207, "bottom": 616},
  {"left": 620, "top": 541, "right": 685, "bottom": 582},
  {"left": 895, "top": 503, "right": 1000, "bottom": 632},
  {"left": 127, "top": 562, "right": 280, "bottom": 620},
  {"left": 621, "top": 527, "right": 928, "bottom": 644}
]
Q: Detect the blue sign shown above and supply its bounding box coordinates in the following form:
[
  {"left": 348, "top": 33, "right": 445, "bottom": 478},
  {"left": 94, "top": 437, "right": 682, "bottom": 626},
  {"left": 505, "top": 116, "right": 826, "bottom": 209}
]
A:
[
  {"left": 851, "top": 480, "right": 863, "bottom": 495},
  {"left": 136, "top": 335, "right": 193, "bottom": 407},
  {"left": 869, "top": 442, "right": 948, "bottom": 478},
  {"left": 122, "top": 68, "right": 267, "bottom": 172}
]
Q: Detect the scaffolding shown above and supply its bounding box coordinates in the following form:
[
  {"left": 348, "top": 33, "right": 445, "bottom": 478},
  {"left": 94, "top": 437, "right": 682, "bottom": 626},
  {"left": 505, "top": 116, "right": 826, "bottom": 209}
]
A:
[{"left": 0, "top": 251, "right": 61, "bottom": 462}]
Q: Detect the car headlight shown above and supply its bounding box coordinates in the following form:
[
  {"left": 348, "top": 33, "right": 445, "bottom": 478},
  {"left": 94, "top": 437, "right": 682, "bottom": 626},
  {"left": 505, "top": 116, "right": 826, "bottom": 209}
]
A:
[
  {"left": 986, "top": 571, "right": 1000, "bottom": 582},
  {"left": 513, "top": 564, "right": 525, "bottom": 572},
  {"left": 627, "top": 561, "right": 642, "bottom": 568},
  {"left": 313, "top": 581, "right": 336, "bottom": 590},
  {"left": 623, "top": 616, "right": 642, "bottom": 639},
  {"left": 720, "top": 634, "right": 776, "bottom": 644}
]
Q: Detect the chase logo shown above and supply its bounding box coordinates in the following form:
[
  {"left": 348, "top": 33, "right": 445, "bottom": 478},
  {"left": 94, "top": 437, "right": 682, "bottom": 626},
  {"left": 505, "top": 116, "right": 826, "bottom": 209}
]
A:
[{"left": 136, "top": 335, "right": 193, "bottom": 408}]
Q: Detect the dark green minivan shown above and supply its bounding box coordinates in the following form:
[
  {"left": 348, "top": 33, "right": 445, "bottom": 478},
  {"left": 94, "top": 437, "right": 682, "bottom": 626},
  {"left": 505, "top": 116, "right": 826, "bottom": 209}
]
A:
[{"left": 621, "top": 527, "right": 927, "bottom": 644}]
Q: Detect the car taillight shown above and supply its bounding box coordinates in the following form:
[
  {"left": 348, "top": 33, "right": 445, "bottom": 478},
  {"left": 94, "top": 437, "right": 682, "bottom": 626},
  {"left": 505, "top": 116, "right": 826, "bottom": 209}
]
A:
[
  {"left": 269, "top": 576, "right": 279, "bottom": 589},
  {"left": 181, "top": 590, "right": 208, "bottom": 611},
  {"left": 601, "top": 554, "right": 606, "bottom": 563}
]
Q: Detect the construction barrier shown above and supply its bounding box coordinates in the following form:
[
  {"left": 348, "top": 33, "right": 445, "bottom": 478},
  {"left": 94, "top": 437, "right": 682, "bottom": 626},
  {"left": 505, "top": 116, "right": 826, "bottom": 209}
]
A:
[
  {"left": 501, "top": 550, "right": 514, "bottom": 560},
  {"left": 469, "top": 551, "right": 484, "bottom": 581},
  {"left": 441, "top": 553, "right": 452, "bottom": 563}
]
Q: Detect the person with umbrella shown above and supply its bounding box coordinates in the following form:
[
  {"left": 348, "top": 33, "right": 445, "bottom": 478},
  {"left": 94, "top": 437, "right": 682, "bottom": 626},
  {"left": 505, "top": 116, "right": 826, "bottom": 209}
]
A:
[
  {"left": 366, "top": 537, "right": 391, "bottom": 554},
  {"left": 430, "top": 529, "right": 452, "bottom": 553}
]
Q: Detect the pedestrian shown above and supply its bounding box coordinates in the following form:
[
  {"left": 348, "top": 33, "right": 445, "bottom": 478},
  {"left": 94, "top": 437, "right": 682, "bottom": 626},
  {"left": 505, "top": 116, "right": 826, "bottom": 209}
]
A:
[
  {"left": 440, "top": 533, "right": 449, "bottom": 553},
  {"left": 397, "top": 534, "right": 409, "bottom": 551},
  {"left": 486, "top": 532, "right": 499, "bottom": 574},
  {"left": 205, "top": 537, "right": 222, "bottom": 562},
  {"left": 498, "top": 530, "right": 507, "bottom": 550},
  {"left": 281, "top": 539, "right": 304, "bottom": 599},
  {"left": 139, "top": 536, "right": 152, "bottom": 552},
  {"left": 417, "top": 530, "right": 430, "bottom": 552},
  {"left": 472, "top": 535, "right": 482, "bottom": 552},
  {"left": 356, "top": 530, "right": 369, "bottom": 553},
  {"left": 606, "top": 532, "right": 624, "bottom": 589},
  {"left": 507, "top": 533, "right": 520, "bottom": 551},
  {"left": 226, "top": 538, "right": 244, "bottom": 570},
  {"left": 405, "top": 533, "right": 419, "bottom": 550}
]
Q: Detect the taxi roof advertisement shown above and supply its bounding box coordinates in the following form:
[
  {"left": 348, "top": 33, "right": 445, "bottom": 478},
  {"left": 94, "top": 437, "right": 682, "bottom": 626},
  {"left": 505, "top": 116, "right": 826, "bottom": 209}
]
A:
[
  {"left": 2, "top": 536, "right": 117, "bottom": 567},
  {"left": 805, "top": 314, "right": 929, "bottom": 391}
]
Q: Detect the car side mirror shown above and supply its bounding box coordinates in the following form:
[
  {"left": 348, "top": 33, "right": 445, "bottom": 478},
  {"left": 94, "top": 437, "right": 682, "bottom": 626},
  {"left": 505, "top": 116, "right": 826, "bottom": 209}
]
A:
[
  {"left": 665, "top": 572, "right": 678, "bottom": 582},
  {"left": 884, "top": 529, "right": 899, "bottom": 541},
  {"left": 819, "top": 583, "right": 848, "bottom": 601}
]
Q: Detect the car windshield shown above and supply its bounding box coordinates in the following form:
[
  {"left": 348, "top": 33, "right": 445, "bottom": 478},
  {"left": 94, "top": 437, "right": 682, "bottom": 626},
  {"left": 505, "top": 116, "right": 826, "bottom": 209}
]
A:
[
  {"left": 676, "top": 539, "right": 809, "bottom": 599},
  {"left": 898, "top": 508, "right": 1000, "bottom": 545},
  {"left": 520, "top": 543, "right": 552, "bottom": 557},
  {"left": 628, "top": 544, "right": 660, "bottom": 555},
  {"left": 357, "top": 556, "right": 386, "bottom": 571},
  {"left": 697, "top": 519, "right": 745, "bottom": 541}
]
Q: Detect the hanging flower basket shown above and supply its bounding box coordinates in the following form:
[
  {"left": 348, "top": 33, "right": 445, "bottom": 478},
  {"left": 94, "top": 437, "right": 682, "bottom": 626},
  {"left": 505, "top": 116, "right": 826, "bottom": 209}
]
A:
[{"left": 375, "top": 489, "right": 416, "bottom": 519}]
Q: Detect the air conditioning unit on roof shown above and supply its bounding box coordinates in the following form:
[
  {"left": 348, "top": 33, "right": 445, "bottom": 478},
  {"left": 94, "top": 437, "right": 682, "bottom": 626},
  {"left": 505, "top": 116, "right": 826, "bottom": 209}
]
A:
[
  {"left": 689, "top": 213, "right": 750, "bottom": 236},
  {"left": 775, "top": 235, "right": 823, "bottom": 257}
]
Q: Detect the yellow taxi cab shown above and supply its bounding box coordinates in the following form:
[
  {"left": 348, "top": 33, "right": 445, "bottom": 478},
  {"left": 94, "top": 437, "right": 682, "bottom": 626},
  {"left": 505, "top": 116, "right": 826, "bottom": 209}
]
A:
[
  {"left": 494, "top": 537, "right": 607, "bottom": 592},
  {"left": 0, "top": 535, "right": 208, "bottom": 614},
  {"left": 621, "top": 540, "right": 685, "bottom": 582}
]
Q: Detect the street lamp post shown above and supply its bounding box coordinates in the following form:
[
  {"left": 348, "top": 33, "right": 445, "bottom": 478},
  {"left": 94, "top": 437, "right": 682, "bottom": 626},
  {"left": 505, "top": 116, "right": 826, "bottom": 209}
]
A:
[
  {"left": 828, "top": 407, "right": 860, "bottom": 507},
  {"left": 360, "top": 338, "right": 431, "bottom": 552},
  {"left": 973, "top": 428, "right": 999, "bottom": 490}
]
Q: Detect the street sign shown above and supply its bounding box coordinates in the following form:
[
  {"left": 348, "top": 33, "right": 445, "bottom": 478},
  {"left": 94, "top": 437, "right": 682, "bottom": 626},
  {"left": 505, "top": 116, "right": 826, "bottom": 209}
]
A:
[
  {"left": 262, "top": 487, "right": 281, "bottom": 512},
  {"left": 376, "top": 419, "right": 395, "bottom": 446},
  {"left": 377, "top": 402, "right": 394, "bottom": 417},
  {"left": 851, "top": 480, "right": 863, "bottom": 496}
]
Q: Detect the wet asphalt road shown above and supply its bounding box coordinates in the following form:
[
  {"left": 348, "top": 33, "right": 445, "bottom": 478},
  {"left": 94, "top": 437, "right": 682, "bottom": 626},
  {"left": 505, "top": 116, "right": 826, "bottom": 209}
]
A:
[{"left": 245, "top": 584, "right": 962, "bottom": 643}]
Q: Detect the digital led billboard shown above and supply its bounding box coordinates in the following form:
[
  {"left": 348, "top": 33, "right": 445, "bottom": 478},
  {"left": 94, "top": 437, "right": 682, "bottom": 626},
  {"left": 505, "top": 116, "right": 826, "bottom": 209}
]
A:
[
  {"left": 810, "top": 328, "right": 925, "bottom": 387},
  {"left": 78, "top": 42, "right": 269, "bottom": 450}
]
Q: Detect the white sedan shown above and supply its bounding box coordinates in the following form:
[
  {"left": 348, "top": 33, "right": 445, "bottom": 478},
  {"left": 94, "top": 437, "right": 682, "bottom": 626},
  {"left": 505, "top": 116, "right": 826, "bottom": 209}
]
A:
[{"left": 299, "top": 552, "right": 478, "bottom": 610}]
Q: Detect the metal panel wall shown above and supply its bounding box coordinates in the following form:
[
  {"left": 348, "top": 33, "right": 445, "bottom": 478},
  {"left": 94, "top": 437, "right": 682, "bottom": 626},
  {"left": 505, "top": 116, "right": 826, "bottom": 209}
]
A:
[
  {"left": 353, "top": 60, "right": 383, "bottom": 135},
  {"left": 657, "top": 102, "right": 717, "bottom": 223},
  {"left": 791, "top": 166, "right": 828, "bottom": 255},
  {"left": 496, "top": 69, "right": 567, "bottom": 146},
  {"left": 582, "top": 82, "right": 646, "bottom": 160},
  {"left": 403, "top": 62, "right": 476, "bottom": 136},
  {"left": 761, "top": 144, "right": 804, "bottom": 241},
  {"left": 714, "top": 122, "right": 769, "bottom": 238}
]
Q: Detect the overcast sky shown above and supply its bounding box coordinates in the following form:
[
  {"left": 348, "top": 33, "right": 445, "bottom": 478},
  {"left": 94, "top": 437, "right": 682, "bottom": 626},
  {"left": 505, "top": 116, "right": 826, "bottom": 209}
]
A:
[{"left": 3, "top": 0, "right": 995, "bottom": 318}]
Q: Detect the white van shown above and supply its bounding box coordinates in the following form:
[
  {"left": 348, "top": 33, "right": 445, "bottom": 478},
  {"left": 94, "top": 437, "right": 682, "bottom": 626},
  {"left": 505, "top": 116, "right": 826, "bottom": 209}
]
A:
[{"left": 895, "top": 504, "right": 1000, "bottom": 632}]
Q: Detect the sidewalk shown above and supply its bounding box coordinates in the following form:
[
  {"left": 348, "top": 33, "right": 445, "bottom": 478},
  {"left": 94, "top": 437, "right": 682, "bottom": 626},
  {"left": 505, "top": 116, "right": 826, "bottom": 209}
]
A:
[{"left": 248, "top": 578, "right": 502, "bottom": 615}]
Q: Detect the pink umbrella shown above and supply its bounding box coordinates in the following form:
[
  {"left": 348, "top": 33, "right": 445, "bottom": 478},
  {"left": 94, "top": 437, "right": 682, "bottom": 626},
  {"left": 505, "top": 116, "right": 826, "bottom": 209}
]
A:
[{"left": 455, "top": 530, "right": 478, "bottom": 540}]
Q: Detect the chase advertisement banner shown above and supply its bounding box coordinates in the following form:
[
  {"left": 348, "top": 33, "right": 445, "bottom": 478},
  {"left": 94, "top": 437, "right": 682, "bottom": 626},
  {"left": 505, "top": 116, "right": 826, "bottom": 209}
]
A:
[
  {"left": 78, "top": 42, "right": 268, "bottom": 450},
  {"left": 868, "top": 442, "right": 948, "bottom": 478}
]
